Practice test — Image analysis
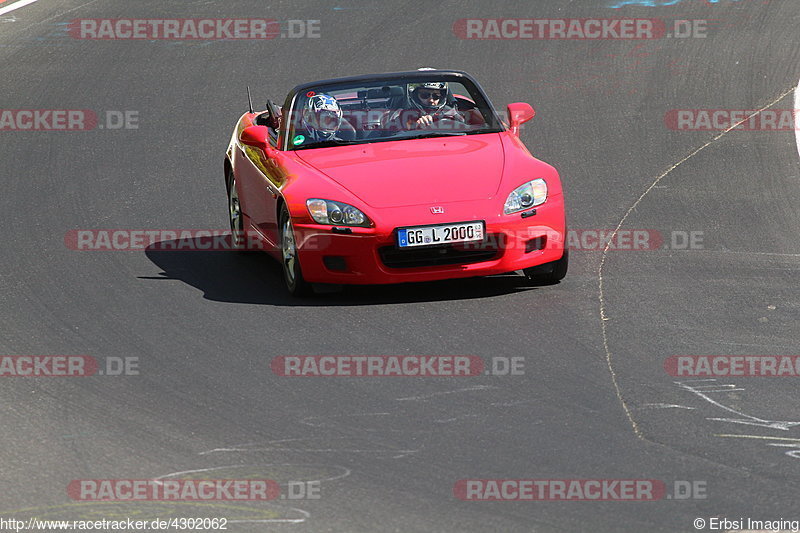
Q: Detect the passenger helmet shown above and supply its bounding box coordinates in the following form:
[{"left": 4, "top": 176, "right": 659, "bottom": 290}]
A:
[{"left": 302, "top": 93, "right": 342, "bottom": 138}]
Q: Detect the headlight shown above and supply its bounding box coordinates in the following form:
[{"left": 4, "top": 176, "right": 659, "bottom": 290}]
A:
[
  {"left": 503, "top": 179, "right": 547, "bottom": 215},
  {"left": 306, "top": 199, "right": 371, "bottom": 227}
]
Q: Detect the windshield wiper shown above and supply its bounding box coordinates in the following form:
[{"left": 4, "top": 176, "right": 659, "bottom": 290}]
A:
[
  {"left": 293, "top": 139, "right": 364, "bottom": 150},
  {"left": 464, "top": 127, "right": 502, "bottom": 135},
  {"left": 401, "top": 131, "right": 468, "bottom": 140}
]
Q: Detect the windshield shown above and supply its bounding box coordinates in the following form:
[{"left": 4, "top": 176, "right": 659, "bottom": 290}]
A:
[{"left": 286, "top": 75, "right": 504, "bottom": 150}]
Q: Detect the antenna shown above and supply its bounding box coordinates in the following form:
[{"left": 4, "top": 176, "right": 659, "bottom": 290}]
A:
[{"left": 246, "top": 85, "right": 254, "bottom": 113}]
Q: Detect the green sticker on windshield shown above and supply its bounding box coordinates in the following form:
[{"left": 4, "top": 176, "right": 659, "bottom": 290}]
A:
[{"left": 292, "top": 135, "right": 305, "bottom": 145}]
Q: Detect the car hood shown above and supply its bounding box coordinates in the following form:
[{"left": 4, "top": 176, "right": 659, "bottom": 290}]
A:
[{"left": 295, "top": 134, "right": 505, "bottom": 209}]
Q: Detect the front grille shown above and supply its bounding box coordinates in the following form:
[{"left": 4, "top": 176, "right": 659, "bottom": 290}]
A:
[{"left": 379, "top": 241, "right": 500, "bottom": 269}]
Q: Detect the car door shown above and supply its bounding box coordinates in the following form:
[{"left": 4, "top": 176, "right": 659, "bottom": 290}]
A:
[{"left": 235, "top": 120, "right": 283, "bottom": 250}]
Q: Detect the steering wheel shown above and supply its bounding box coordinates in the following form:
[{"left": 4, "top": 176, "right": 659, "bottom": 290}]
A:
[{"left": 415, "top": 115, "right": 466, "bottom": 131}]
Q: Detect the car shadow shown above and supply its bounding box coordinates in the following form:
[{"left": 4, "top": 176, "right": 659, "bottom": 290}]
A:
[{"left": 142, "top": 237, "right": 539, "bottom": 306}]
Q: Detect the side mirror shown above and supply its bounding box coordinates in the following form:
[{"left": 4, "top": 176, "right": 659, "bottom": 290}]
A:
[
  {"left": 507, "top": 103, "right": 535, "bottom": 136},
  {"left": 265, "top": 114, "right": 280, "bottom": 130},
  {"left": 267, "top": 100, "right": 282, "bottom": 129},
  {"left": 255, "top": 100, "right": 282, "bottom": 129},
  {"left": 239, "top": 125, "right": 276, "bottom": 155}
]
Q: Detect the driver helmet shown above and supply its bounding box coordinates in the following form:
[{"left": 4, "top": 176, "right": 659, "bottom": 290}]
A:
[
  {"left": 408, "top": 81, "right": 448, "bottom": 113},
  {"left": 302, "top": 93, "right": 342, "bottom": 139}
]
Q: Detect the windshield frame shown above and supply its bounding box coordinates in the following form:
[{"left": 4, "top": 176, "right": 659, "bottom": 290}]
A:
[{"left": 279, "top": 70, "right": 506, "bottom": 151}]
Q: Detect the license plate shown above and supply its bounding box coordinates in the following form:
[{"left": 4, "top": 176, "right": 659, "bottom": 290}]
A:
[{"left": 397, "top": 221, "right": 484, "bottom": 248}]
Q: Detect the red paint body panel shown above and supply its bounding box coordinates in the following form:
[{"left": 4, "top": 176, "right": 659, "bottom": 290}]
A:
[{"left": 295, "top": 136, "right": 505, "bottom": 208}]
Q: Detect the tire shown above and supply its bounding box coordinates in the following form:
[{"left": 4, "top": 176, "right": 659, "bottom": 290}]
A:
[
  {"left": 279, "top": 206, "right": 312, "bottom": 296},
  {"left": 227, "top": 170, "right": 247, "bottom": 252},
  {"left": 523, "top": 248, "right": 568, "bottom": 285}
]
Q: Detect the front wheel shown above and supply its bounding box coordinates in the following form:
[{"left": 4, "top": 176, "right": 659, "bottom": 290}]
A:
[
  {"left": 279, "top": 206, "right": 312, "bottom": 296},
  {"left": 523, "top": 249, "right": 568, "bottom": 285},
  {"left": 227, "top": 170, "right": 246, "bottom": 251}
]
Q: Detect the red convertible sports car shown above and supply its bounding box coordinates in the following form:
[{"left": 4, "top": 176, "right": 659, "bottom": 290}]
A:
[{"left": 224, "top": 69, "right": 567, "bottom": 295}]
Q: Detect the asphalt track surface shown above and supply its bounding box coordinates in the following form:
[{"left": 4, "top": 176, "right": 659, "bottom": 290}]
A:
[{"left": 1, "top": 1, "right": 799, "bottom": 532}]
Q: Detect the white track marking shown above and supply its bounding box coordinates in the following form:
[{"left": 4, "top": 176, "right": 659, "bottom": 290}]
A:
[
  {"left": 434, "top": 414, "right": 481, "bottom": 424},
  {"left": 227, "top": 514, "right": 308, "bottom": 524},
  {"left": 715, "top": 434, "right": 800, "bottom": 443},
  {"left": 395, "top": 385, "right": 495, "bottom": 401},
  {"left": 638, "top": 403, "right": 696, "bottom": 410},
  {"left": 677, "top": 380, "right": 800, "bottom": 431},
  {"left": 300, "top": 412, "right": 400, "bottom": 431},
  {"left": 227, "top": 507, "right": 310, "bottom": 525},
  {"left": 0, "top": 0, "right": 38, "bottom": 16},
  {"left": 490, "top": 400, "right": 536, "bottom": 407},
  {"left": 795, "top": 78, "right": 800, "bottom": 159},
  {"left": 653, "top": 250, "right": 800, "bottom": 257},
  {"left": 597, "top": 84, "right": 798, "bottom": 440},
  {"left": 153, "top": 464, "right": 352, "bottom": 485},
  {"left": 198, "top": 437, "right": 420, "bottom": 457}
]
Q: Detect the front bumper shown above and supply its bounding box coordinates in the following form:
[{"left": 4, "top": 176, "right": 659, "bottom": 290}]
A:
[{"left": 292, "top": 196, "right": 566, "bottom": 285}]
